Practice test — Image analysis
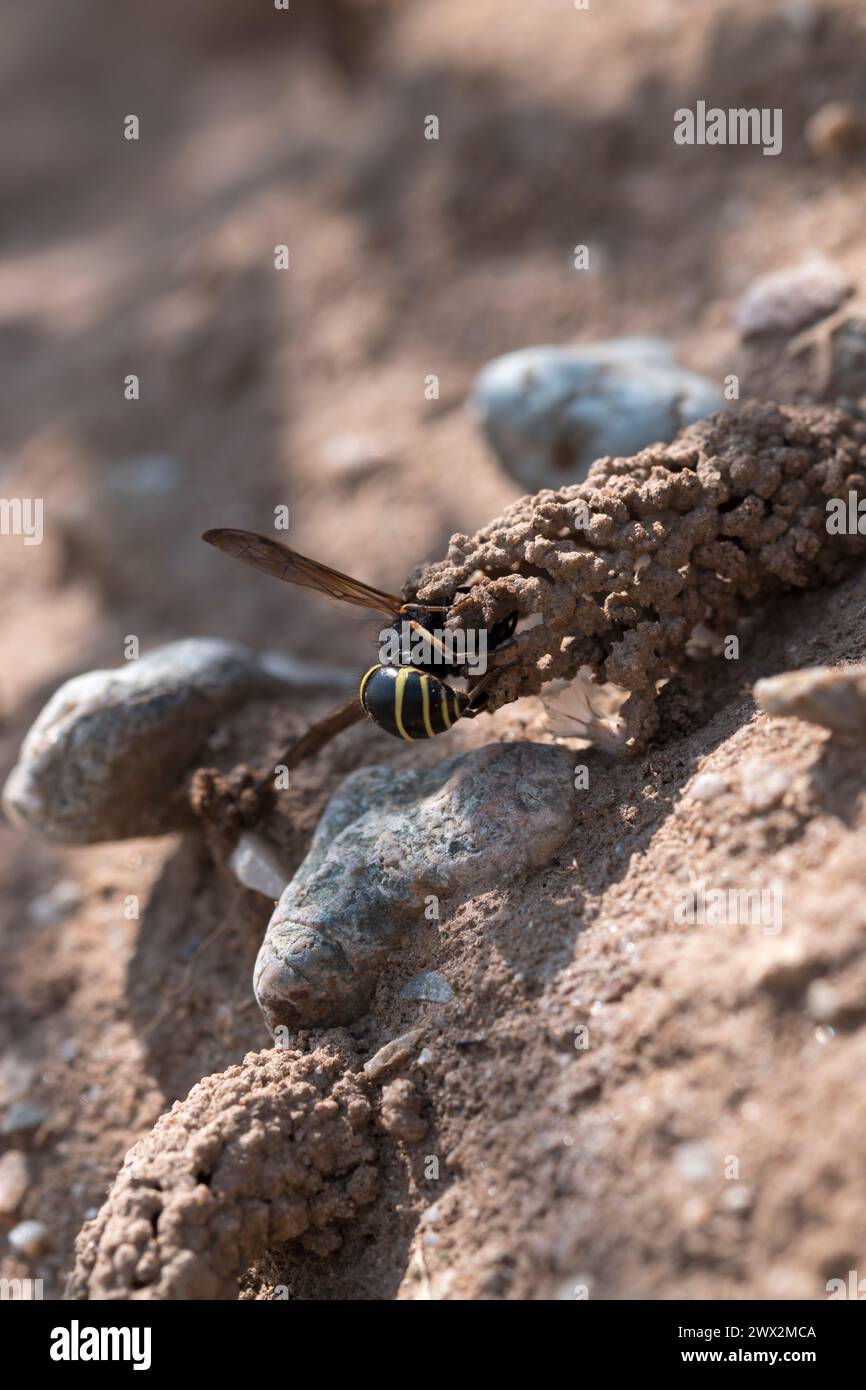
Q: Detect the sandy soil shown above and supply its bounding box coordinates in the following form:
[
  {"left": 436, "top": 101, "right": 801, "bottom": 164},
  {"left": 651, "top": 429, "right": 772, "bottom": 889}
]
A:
[{"left": 3, "top": 0, "right": 866, "bottom": 1299}]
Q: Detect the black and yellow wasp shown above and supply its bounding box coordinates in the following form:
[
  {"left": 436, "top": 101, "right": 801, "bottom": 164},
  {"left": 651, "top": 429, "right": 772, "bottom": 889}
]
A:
[{"left": 202, "top": 529, "right": 516, "bottom": 744}]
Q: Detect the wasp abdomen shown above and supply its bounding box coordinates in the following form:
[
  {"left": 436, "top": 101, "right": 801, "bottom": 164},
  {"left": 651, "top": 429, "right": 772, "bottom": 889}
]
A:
[{"left": 359, "top": 664, "right": 466, "bottom": 739}]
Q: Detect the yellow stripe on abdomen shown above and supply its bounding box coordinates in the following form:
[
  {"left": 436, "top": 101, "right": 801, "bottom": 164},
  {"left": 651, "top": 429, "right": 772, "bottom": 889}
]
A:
[
  {"left": 394, "top": 667, "right": 414, "bottom": 740},
  {"left": 420, "top": 676, "right": 436, "bottom": 738},
  {"left": 358, "top": 664, "right": 380, "bottom": 710},
  {"left": 440, "top": 683, "right": 453, "bottom": 730}
]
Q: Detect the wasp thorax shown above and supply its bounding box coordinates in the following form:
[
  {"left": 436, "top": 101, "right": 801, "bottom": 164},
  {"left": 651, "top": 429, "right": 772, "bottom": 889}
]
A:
[{"left": 378, "top": 619, "right": 488, "bottom": 675}]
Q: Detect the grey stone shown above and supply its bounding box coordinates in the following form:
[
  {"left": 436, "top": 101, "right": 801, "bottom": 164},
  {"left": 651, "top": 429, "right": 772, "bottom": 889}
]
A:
[
  {"left": 229, "top": 832, "right": 291, "bottom": 901},
  {"left": 255, "top": 741, "right": 575, "bottom": 1033},
  {"left": 688, "top": 772, "right": 728, "bottom": 804},
  {"left": 363, "top": 1029, "right": 426, "bottom": 1080},
  {"left": 400, "top": 971, "right": 455, "bottom": 1003},
  {"left": 0, "top": 1150, "right": 29, "bottom": 1215},
  {"left": 804, "top": 102, "right": 866, "bottom": 160},
  {"left": 736, "top": 257, "right": 853, "bottom": 339},
  {"left": 755, "top": 664, "right": 866, "bottom": 741},
  {"left": 674, "top": 1141, "right": 717, "bottom": 1184},
  {"left": 3, "top": 638, "right": 354, "bottom": 845},
  {"left": 472, "top": 338, "right": 723, "bottom": 491},
  {"left": 1, "top": 1101, "right": 47, "bottom": 1137},
  {"left": 824, "top": 310, "right": 866, "bottom": 399},
  {"left": 28, "top": 879, "right": 83, "bottom": 925},
  {"left": 740, "top": 758, "right": 792, "bottom": 813},
  {"left": 0, "top": 1052, "right": 36, "bottom": 1107},
  {"left": 7, "top": 1219, "right": 50, "bottom": 1258}
]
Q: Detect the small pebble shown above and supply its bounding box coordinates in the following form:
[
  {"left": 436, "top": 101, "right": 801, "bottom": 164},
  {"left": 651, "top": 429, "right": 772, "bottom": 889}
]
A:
[
  {"left": 722, "top": 1184, "right": 752, "bottom": 1213},
  {"left": 675, "top": 1141, "right": 716, "bottom": 1184},
  {"left": 379, "top": 1078, "right": 427, "bottom": 1143},
  {"left": 28, "top": 878, "right": 83, "bottom": 925},
  {"left": 0, "top": 1151, "right": 30, "bottom": 1214},
  {"left": 364, "top": 1029, "right": 426, "bottom": 1080},
  {"left": 736, "top": 257, "right": 853, "bottom": 339},
  {"left": 7, "top": 1219, "right": 50, "bottom": 1259},
  {"left": 321, "top": 433, "right": 391, "bottom": 477},
  {"left": 681, "top": 1196, "right": 711, "bottom": 1228},
  {"left": 689, "top": 771, "right": 727, "bottom": 803},
  {"left": 0, "top": 1053, "right": 36, "bottom": 1106},
  {"left": 755, "top": 665, "right": 866, "bottom": 741},
  {"left": 740, "top": 758, "right": 792, "bottom": 812},
  {"left": 806, "top": 978, "right": 840, "bottom": 1024},
  {"left": 1, "top": 1101, "right": 47, "bottom": 1138},
  {"left": 748, "top": 937, "right": 813, "bottom": 993},
  {"left": 805, "top": 102, "right": 866, "bottom": 159},
  {"left": 229, "top": 832, "right": 291, "bottom": 901},
  {"left": 400, "top": 971, "right": 455, "bottom": 1004}
]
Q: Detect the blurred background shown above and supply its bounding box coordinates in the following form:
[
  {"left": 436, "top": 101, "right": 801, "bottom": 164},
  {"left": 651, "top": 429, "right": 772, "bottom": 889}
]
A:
[{"left": 3, "top": 0, "right": 866, "bottom": 1296}]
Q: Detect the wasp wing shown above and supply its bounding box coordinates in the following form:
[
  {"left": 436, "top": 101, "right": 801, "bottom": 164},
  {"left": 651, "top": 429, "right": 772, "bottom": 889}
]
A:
[
  {"left": 543, "top": 669, "right": 629, "bottom": 754},
  {"left": 202, "top": 528, "right": 403, "bottom": 615}
]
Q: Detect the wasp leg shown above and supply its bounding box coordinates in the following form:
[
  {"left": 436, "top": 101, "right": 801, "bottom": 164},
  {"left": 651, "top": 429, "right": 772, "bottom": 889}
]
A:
[
  {"left": 485, "top": 634, "right": 518, "bottom": 657},
  {"left": 462, "top": 659, "right": 520, "bottom": 717},
  {"left": 189, "top": 697, "right": 365, "bottom": 843},
  {"left": 270, "top": 696, "right": 365, "bottom": 772},
  {"left": 407, "top": 617, "right": 452, "bottom": 662},
  {"left": 460, "top": 634, "right": 518, "bottom": 680}
]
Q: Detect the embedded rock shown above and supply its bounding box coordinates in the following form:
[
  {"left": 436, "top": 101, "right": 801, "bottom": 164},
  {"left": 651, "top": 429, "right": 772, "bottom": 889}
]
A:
[
  {"left": 472, "top": 338, "right": 723, "bottom": 490},
  {"left": 255, "top": 741, "right": 575, "bottom": 1033},
  {"left": 3, "top": 639, "right": 353, "bottom": 844}
]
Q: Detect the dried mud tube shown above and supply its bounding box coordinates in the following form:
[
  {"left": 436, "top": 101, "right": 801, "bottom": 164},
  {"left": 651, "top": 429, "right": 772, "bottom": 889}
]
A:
[
  {"left": 68, "top": 1046, "right": 377, "bottom": 1300},
  {"left": 414, "top": 402, "right": 866, "bottom": 744}
]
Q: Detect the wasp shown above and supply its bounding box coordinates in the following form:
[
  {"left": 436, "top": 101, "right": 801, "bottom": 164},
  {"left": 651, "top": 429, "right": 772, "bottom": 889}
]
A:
[{"left": 202, "top": 529, "right": 517, "bottom": 748}]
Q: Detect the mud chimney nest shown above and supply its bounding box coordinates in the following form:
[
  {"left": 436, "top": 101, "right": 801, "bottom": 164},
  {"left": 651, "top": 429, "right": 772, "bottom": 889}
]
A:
[{"left": 407, "top": 402, "right": 866, "bottom": 746}]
